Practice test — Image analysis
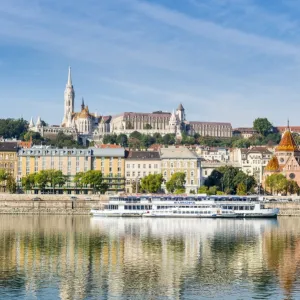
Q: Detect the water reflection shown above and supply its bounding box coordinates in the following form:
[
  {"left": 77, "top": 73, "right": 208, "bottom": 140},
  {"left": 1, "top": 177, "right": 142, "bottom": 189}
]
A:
[{"left": 1, "top": 216, "right": 300, "bottom": 299}]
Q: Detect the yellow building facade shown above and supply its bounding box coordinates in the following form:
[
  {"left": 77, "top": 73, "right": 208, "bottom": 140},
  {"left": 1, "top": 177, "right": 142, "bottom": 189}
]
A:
[
  {"left": 0, "top": 142, "right": 19, "bottom": 192},
  {"left": 17, "top": 146, "right": 125, "bottom": 194}
]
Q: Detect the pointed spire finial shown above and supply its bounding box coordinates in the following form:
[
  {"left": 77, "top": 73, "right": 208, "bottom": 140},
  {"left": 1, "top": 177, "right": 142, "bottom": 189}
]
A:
[
  {"left": 67, "top": 66, "right": 72, "bottom": 86},
  {"left": 81, "top": 97, "right": 85, "bottom": 110},
  {"left": 288, "top": 118, "right": 290, "bottom": 130}
]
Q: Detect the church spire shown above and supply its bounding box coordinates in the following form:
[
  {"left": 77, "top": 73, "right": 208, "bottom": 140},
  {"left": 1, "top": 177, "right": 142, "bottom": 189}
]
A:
[
  {"left": 67, "top": 66, "right": 72, "bottom": 86},
  {"left": 81, "top": 97, "right": 85, "bottom": 110}
]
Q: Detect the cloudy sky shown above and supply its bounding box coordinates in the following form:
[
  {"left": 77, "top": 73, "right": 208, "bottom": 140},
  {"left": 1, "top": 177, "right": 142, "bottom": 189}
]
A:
[{"left": 0, "top": 0, "right": 300, "bottom": 127}]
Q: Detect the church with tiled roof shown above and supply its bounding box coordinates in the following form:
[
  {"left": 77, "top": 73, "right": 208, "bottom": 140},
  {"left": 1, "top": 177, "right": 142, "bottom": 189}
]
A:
[
  {"left": 29, "top": 67, "right": 233, "bottom": 144},
  {"left": 263, "top": 125, "right": 300, "bottom": 186}
]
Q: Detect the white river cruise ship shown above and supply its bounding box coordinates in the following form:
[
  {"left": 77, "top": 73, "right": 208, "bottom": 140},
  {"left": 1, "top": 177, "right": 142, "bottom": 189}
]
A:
[{"left": 91, "top": 194, "right": 279, "bottom": 218}]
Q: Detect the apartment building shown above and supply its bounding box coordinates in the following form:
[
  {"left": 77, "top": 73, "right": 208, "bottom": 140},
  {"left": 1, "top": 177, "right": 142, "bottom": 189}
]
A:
[
  {"left": 160, "top": 146, "right": 201, "bottom": 193},
  {"left": 17, "top": 146, "right": 125, "bottom": 194},
  {"left": 125, "top": 150, "right": 161, "bottom": 193}
]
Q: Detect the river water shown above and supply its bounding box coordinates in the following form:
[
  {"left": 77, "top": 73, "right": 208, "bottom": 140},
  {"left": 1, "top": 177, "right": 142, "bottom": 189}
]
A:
[{"left": 0, "top": 216, "right": 300, "bottom": 299}]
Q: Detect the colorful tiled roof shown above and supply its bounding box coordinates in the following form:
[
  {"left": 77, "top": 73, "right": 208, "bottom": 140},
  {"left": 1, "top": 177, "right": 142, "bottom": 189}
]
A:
[
  {"left": 265, "top": 156, "right": 280, "bottom": 172},
  {"left": 276, "top": 130, "right": 298, "bottom": 152}
]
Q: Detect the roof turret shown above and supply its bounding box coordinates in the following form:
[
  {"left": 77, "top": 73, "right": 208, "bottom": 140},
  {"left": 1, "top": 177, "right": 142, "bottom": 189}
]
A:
[
  {"left": 276, "top": 128, "right": 298, "bottom": 152},
  {"left": 265, "top": 156, "right": 280, "bottom": 172}
]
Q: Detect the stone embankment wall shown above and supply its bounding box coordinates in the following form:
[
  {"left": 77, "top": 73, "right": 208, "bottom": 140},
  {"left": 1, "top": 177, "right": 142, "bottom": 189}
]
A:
[
  {"left": 0, "top": 194, "right": 109, "bottom": 214},
  {"left": 0, "top": 194, "right": 299, "bottom": 216},
  {"left": 265, "top": 202, "right": 300, "bottom": 216}
]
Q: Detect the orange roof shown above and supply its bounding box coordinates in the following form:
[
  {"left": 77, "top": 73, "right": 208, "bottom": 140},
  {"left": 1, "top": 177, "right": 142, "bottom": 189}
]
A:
[
  {"left": 275, "top": 130, "right": 298, "bottom": 152},
  {"left": 99, "top": 144, "right": 121, "bottom": 149},
  {"left": 265, "top": 156, "right": 280, "bottom": 172}
]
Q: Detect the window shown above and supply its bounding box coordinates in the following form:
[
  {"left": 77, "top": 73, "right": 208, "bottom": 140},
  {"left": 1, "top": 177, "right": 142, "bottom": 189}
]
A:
[
  {"left": 126, "top": 172, "right": 130, "bottom": 177},
  {"left": 154, "top": 164, "right": 158, "bottom": 169},
  {"left": 191, "top": 171, "right": 194, "bottom": 177},
  {"left": 149, "top": 164, "right": 151, "bottom": 168},
  {"left": 138, "top": 171, "right": 141, "bottom": 177},
  {"left": 138, "top": 164, "right": 140, "bottom": 169},
  {"left": 143, "top": 164, "right": 146, "bottom": 168},
  {"left": 132, "top": 171, "right": 135, "bottom": 177},
  {"left": 127, "top": 164, "right": 130, "bottom": 168},
  {"left": 42, "top": 157, "right": 46, "bottom": 170}
]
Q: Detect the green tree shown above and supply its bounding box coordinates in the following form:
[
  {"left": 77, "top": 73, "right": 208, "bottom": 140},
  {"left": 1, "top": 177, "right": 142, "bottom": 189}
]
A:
[
  {"left": 6, "top": 175, "right": 16, "bottom": 193},
  {"left": 166, "top": 172, "right": 186, "bottom": 193},
  {"left": 48, "top": 170, "right": 67, "bottom": 191},
  {"left": 128, "top": 137, "right": 141, "bottom": 149},
  {"left": 253, "top": 118, "right": 273, "bottom": 136},
  {"left": 153, "top": 133, "right": 163, "bottom": 144},
  {"left": 174, "top": 188, "right": 186, "bottom": 194},
  {"left": 140, "top": 174, "right": 163, "bottom": 193},
  {"left": 21, "top": 173, "right": 36, "bottom": 191},
  {"left": 116, "top": 134, "right": 128, "bottom": 147},
  {"left": 237, "top": 183, "right": 247, "bottom": 195},
  {"left": 103, "top": 134, "right": 117, "bottom": 144},
  {"left": 81, "top": 170, "right": 109, "bottom": 194},
  {"left": 144, "top": 123, "right": 152, "bottom": 130},
  {"left": 130, "top": 131, "right": 142, "bottom": 140},
  {"left": 207, "top": 186, "right": 218, "bottom": 195},
  {"left": 198, "top": 186, "right": 208, "bottom": 194},
  {"left": 162, "top": 134, "right": 175, "bottom": 145},
  {"left": 0, "top": 118, "right": 28, "bottom": 139},
  {"left": 35, "top": 170, "right": 49, "bottom": 192},
  {"left": 232, "top": 139, "right": 251, "bottom": 148},
  {"left": 141, "top": 134, "right": 155, "bottom": 149},
  {"left": 286, "top": 179, "right": 299, "bottom": 195}
]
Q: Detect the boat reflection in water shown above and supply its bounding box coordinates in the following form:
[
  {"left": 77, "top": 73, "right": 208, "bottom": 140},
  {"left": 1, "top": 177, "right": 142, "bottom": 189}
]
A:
[{"left": 1, "top": 215, "right": 300, "bottom": 299}]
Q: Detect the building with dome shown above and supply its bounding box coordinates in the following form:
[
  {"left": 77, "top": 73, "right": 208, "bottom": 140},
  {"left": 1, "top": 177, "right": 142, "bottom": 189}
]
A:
[
  {"left": 263, "top": 126, "right": 300, "bottom": 187},
  {"left": 29, "top": 67, "right": 232, "bottom": 144}
]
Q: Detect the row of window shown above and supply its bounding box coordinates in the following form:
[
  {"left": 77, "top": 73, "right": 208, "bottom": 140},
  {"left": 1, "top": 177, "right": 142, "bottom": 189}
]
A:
[
  {"left": 126, "top": 171, "right": 158, "bottom": 178},
  {"left": 0, "top": 154, "right": 15, "bottom": 159},
  {"left": 126, "top": 163, "right": 158, "bottom": 169}
]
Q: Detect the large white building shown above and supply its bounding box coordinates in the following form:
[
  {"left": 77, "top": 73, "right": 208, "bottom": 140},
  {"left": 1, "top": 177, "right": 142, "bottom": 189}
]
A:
[{"left": 29, "top": 67, "right": 233, "bottom": 143}]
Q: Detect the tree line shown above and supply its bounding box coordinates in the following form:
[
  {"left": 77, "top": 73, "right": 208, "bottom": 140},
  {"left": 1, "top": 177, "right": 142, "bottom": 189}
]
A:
[
  {"left": 21, "top": 170, "right": 109, "bottom": 194},
  {"left": 199, "top": 166, "right": 257, "bottom": 195},
  {"left": 265, "top": 173, "right": 299, "bottom": 195}
]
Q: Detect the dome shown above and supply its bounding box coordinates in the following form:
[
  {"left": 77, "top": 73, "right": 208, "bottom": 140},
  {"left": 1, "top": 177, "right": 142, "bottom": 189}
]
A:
[
  {"left": 276, "top": 129, "right": 298, "bottom": 152},
  {"left": 265, "top": 156, "right": 280, "bottom": 172}
]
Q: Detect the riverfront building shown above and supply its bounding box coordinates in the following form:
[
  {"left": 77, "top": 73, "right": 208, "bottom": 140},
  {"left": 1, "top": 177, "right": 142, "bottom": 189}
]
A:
[
  {"left": 17, "top": 146, "right": 125, "bottom": 194},
  {"left": 263, "top": 127, "right": 300, "bottom": 187},
  {"left": 0, "top": 142, "right": 18, "bottom": 192},
  {"left": 160, "top": 146, "right": 201, "bottom": 193},
  {"left": 125, "top": 150, "right": 161, "bottom": 193}
]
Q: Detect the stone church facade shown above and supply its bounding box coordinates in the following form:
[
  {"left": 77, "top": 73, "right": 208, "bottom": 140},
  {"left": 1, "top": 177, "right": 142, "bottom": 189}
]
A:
[{"left": 29, "top": 67, "right": 232, "bottom": 143}]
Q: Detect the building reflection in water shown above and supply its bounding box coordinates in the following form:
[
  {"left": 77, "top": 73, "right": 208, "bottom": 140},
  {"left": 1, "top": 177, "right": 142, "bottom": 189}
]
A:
[{"left": 1, "top": 215, "right": 300, "bottom": 299}]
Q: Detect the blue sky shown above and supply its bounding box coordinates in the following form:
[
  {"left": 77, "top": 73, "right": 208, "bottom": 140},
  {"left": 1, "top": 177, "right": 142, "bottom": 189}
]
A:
[{"left": 1, "top": 0, "right": 300, "bottom": 127}]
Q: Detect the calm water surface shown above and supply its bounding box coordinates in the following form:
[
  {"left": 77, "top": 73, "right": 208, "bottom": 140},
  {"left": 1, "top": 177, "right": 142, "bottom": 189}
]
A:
[{"left": 0, "top": 216, "right": 300, "bottom": 299}]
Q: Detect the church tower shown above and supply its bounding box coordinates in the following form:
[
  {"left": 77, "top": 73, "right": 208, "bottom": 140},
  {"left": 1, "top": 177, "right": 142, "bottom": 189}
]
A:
[{"left": 62, "top": 66, "right": 75, "bottom": 127}]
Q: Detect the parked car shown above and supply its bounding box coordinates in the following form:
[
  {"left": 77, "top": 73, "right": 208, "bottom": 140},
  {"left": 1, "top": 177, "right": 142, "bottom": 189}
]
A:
[
  {"left": 70, "top": 196, "right": 78, "bottom": 200},
  {"left": 32, "top": 197, "right": 41, "bottom": 201}
]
